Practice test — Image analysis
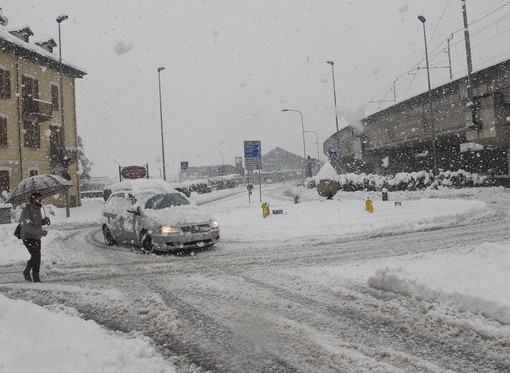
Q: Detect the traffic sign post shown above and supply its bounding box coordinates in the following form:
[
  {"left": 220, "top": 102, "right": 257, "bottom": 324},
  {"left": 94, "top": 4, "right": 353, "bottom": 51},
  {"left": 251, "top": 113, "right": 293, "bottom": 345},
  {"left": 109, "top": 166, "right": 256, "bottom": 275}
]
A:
[
  {"left": 328, "top": 149, "right": 338, "bottom": 160},
  {"left": 244, "top": 141, "right": 261, "bottom": 172},
  {"left": 180, "top": 161, "right": 189, "bottom": 182},
  {"left": 244, "top": 140, "right": 262, "bottom": 202}
]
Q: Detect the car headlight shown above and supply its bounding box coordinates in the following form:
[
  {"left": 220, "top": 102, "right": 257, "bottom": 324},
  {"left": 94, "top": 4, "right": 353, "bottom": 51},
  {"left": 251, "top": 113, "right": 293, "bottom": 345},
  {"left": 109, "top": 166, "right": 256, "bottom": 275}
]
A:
[
  {"left": 210, "top": 219, "right": 219, "bottom": 229},
  {"left": 160, "top": 225, "right": 181, "bottom": 234}
]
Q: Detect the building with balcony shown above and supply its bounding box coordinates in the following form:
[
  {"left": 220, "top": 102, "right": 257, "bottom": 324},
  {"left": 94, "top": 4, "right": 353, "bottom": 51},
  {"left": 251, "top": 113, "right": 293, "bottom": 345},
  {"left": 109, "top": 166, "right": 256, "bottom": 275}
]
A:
[{"left": 0, "top": 26, "right": 86, "bottom": 206}]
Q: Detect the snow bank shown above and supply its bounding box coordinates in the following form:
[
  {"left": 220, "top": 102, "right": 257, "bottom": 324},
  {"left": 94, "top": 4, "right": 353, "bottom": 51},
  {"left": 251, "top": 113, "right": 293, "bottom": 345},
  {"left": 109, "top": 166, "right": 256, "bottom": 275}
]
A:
[
  {"left": 0, "top": 295, "right": 175, "bottom": 373},
  {"left": 367, "top": 242, "right": 510, "bottom": 324},
  {"left": 214, "top": 197, "right": 489, "bottom": 243}
]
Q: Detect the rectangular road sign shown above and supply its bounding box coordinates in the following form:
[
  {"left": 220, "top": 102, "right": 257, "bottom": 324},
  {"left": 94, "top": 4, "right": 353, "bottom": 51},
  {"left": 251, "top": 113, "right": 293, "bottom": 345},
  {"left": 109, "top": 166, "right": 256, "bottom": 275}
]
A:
[
  {"left": 244, "top": 140, "right": 261, "bottom": 158},
  {"left": 180, "top": 161, "right": 189, "bottom": 170},
  {"left": 245, "top": 158, "right": 261, "bottom": 171}
]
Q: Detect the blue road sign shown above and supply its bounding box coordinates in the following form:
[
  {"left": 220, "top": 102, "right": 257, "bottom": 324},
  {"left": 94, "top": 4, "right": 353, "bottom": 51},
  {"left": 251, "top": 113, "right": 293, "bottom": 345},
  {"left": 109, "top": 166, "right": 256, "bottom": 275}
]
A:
[
  {"left": 244, "top": 140, "right": 261, "bottom": 158},
  {"left": 180, "top": 161, "right": 189, "bottom": 170}
]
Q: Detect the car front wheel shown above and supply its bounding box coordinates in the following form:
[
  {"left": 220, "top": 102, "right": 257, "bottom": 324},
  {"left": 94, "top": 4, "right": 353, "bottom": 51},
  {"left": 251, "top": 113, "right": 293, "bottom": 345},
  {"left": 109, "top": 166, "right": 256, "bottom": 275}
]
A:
[
  {"left": 103, "top": 225, "right": 116, "bottom": 246},
  {"left": 140, "top": 231, "right": 154, "bottom": 254}
]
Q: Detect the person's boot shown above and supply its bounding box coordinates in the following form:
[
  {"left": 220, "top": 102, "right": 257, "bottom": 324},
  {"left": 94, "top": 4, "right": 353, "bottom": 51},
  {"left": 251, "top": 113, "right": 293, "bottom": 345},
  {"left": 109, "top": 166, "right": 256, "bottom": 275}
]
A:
[
  {"left": 32, "top": 270, "right": 41, "bottom": 283},
  {"left": 23, "top": 262, "right": 32, "bottom": 282}
]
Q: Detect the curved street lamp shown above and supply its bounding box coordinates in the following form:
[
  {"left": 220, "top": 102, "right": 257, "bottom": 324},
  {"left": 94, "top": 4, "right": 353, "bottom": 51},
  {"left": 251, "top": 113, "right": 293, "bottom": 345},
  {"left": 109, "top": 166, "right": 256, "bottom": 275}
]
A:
[
  {"left": 304, "top": 130, "right": 320, "bottom": 160},
  {"left": 281, "top": 109, "right": 307, "bottom": 161},
  {"left": 282, "top": 109, "right": 307, "bottom": 177},
  {"left": 418, "top": 15, "right": 438, "bottom": 176},
  {"left": 157, "top": 66, "right": 166, "bottom": 181}
]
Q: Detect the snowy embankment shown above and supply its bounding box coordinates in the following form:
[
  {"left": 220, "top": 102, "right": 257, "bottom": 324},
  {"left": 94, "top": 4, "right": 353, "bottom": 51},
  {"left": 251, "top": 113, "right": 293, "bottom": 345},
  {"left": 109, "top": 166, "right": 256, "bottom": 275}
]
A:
[
  {"left": 213, "top": 197, "right": 489, "bottom": 243},
  {"left": 0, "top": 295, "right": 176, "bottom": 373},
  {"left": 367, "top": 242, "right": 510, "bottom": 324}
]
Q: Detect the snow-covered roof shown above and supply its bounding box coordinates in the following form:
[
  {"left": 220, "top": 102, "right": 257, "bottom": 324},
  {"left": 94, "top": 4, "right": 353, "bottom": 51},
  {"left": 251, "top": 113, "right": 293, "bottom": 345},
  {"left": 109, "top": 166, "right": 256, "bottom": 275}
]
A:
[{"left": 0, "top": 27, "right": 86, "bottom": 77}]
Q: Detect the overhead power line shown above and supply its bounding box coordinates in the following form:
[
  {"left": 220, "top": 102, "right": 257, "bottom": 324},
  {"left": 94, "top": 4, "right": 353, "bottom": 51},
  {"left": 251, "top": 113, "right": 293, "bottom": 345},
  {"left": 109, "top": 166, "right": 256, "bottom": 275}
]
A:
[{"left": 381, "top": 2, "right": 510, "bottom": 106}]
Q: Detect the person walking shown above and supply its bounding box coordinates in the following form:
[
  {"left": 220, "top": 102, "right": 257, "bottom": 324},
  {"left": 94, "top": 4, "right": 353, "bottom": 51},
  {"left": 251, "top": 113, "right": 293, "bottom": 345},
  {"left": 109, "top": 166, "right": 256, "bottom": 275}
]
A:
[{"left": 20, "top": 192, "right": 50, "bottom": 283}]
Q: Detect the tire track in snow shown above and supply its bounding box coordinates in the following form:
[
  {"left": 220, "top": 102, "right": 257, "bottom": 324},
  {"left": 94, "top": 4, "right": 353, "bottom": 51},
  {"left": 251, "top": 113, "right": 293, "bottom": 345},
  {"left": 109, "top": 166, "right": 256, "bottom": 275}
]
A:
[{"left": 217, "top": 269, "right": 510, "bottom": 373}]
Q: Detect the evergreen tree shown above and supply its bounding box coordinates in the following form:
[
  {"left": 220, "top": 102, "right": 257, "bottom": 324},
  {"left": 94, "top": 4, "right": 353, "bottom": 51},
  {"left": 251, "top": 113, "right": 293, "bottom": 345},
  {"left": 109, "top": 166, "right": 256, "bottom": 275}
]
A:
[{"left": 77, "top": 136, "right": 93, "bottom": 182}]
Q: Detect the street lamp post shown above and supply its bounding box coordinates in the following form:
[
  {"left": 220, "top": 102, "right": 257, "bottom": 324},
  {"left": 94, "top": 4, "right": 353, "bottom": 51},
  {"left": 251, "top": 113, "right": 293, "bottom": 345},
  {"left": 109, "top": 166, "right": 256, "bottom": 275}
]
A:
[
  {"left": 218, "top": 150, "right": 224, "bottom": 166},
  {"left": 418, "top": 15, "right": 438, "bottom": 176},
  {"left": 218, "top": 150, "right": 224, "bottom": 175},
  {"left": 326, "top": 60, "right": 340, "bottom": 152},
  {"left": 282, "top": 109, "right": 307, "bottom": 177},
  {"left": 304, "top": 130, "right": 320, "bottom": 160},
  {"left": 56, "top": 14, "right": 70, "bottom": 218},
  {"left": 157, "top": 67, "right": 166, "bottom": 181}
]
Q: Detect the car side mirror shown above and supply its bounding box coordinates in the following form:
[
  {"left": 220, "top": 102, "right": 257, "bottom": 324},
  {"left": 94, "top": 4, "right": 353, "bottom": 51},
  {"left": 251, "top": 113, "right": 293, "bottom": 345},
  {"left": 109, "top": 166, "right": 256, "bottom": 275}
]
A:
[{"left": 127, "top": 206, "right": 140, "bottom": 215}]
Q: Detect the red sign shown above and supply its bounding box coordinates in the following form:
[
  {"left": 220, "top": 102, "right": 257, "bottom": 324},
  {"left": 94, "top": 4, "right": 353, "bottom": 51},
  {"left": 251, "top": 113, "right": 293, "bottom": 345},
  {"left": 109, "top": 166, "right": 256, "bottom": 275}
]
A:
[{"left": 121, "top": 166, "right": 147, "bottom": 179}]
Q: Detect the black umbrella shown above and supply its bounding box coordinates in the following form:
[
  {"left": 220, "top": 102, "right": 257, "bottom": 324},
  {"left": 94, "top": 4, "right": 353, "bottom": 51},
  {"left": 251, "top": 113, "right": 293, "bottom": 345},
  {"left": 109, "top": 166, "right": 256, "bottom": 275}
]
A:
[{"left": 7, "top": 174, "right": 72, "bottom": 204}]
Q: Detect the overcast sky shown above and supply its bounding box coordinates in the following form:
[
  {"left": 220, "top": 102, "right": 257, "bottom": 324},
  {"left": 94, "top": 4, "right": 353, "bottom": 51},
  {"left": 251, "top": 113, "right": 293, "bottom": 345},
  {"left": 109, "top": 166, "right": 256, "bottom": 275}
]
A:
[{"left": 3, "top": 0, "right": 510, "bottom": 179}]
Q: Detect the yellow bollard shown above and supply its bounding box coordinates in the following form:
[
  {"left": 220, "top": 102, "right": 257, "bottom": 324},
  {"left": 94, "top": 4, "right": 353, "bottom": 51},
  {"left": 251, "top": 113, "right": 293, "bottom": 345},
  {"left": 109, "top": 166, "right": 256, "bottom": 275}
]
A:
[
  {"left": 365, "top": 198, "right": 374, "bottom": 213},
  {"left": 262, "top": 202, "right": 270, "bottom": 218}
]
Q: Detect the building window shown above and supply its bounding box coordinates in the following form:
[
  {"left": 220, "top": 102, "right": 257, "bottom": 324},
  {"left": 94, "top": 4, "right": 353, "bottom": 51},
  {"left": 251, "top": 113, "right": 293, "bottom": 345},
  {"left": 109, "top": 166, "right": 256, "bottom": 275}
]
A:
[
  {"left": 0, "top": 116, "right": 7, "bottom": 146},
  {"left": 29, "top": 169, "right": 38, "bottom": 177},
  {"left": 49, "top": 125, "right": 62, "bottom": 162},
  {"left": 0, "top": 170, "right": 9, "bottom": 193},
  {"left": 51, "top": 84, "right": 59, "bottom": 110},
  {"left": 21, "top": 76, "right": 39, "bottom": 116},
  {"left": 24, "top": 121, "right": 40, "bottom": 148},
  {"left": 0, "top": 69, "right": 11, "bottom": 99}
]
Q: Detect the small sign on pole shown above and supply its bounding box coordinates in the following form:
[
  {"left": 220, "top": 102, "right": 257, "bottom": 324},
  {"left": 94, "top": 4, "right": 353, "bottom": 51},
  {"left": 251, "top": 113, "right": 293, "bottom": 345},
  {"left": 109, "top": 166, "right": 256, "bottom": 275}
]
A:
[{"left": 244, "top": 140, "right": 262, "bottom": 203}]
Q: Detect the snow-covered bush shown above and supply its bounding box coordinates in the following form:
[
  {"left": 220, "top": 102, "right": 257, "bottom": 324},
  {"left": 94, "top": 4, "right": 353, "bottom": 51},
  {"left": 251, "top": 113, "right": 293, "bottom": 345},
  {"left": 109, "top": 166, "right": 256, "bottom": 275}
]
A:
[
  {"left": 305, "top": 177, "right": 316, "bottom": 189},
  {"left": 189, "top": 182, "right": 212, "bottom": 194},
  {"left": 313, "top": 162, "right": 487, "bottom": 192}
]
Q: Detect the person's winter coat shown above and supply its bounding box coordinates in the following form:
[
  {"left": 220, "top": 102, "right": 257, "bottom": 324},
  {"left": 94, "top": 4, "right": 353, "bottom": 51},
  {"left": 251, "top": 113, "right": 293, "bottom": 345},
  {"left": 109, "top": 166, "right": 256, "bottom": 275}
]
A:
[{"left": 20, "top": 202, "right": 44, "bottom": 240}]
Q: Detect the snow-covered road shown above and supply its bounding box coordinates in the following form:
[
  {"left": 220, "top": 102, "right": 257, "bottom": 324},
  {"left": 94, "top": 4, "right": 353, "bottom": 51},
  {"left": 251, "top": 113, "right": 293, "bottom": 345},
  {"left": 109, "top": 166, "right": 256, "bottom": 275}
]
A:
[{"left": 1, "top": 185, "right": 509, "bottom": 372}]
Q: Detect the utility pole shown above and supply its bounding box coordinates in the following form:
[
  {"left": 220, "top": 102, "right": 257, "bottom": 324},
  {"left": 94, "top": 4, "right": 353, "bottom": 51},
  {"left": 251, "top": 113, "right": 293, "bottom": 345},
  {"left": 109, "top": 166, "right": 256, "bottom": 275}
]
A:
[
  {"left": 461, "top": 0, "right": 479, "bottom": 129},
  {"left": 445, "top": 34, "right": 453, "bottom": 80}
]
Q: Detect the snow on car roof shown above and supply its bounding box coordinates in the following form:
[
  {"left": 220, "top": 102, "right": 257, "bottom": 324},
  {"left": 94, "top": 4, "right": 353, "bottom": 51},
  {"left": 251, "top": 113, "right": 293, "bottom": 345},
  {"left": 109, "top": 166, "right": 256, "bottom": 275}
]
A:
[{"left": 107, "top": 179, "right": 178, "bottom": 195}]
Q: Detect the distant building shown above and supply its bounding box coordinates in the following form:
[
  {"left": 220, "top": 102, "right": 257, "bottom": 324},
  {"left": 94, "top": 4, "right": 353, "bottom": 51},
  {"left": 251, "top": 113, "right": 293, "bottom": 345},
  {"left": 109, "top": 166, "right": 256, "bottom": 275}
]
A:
[
  {"left": 262, "top": 147, "right": 303, "bottom": 172},
  {"left": 260, "top": 147, "right": 320, "bottom": 182},
  {"left": 184, "top": 164, "right": 239, "bottom": 180},
  {"left": 182, "top": 147, "right": 319, "bottom": 183},
  {"left": 324, "top": 58, "right": 510, "bottom": 176},
  {"left": 81, "top": 176, "right": 117, "bottom": 192},
  {"left": 0, "top": 26, "right": 86, "bottom": 206}
]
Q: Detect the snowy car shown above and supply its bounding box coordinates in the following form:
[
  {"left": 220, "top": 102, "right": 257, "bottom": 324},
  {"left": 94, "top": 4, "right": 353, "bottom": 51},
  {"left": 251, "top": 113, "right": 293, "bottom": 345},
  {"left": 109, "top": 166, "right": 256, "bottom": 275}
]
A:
[{"left": 101, "top": 179, "right": 220, "bottom": 253}]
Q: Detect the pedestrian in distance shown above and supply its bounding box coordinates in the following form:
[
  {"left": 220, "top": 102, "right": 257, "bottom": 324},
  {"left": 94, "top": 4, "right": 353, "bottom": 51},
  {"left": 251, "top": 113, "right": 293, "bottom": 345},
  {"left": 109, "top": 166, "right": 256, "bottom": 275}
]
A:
[{"left": 20, "top": 192, "right": 51, "bottom": 283}]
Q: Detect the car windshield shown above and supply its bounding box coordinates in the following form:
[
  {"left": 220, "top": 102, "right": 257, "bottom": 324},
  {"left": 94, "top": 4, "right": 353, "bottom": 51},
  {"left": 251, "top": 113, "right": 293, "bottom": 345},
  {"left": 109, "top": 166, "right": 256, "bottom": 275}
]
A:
[{"left": 144, "top": 193, "right": 190, "bottom": 210}]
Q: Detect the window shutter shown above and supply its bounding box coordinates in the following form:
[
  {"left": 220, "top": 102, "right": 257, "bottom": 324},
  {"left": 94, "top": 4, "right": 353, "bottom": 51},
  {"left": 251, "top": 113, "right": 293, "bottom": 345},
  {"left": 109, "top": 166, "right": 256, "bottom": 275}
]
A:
[
  {"left": 5, "top": 71, "right": 10, "bottom": 99},
  {"left": 0, "top": 117, "right": 6, "bottom": 145}
]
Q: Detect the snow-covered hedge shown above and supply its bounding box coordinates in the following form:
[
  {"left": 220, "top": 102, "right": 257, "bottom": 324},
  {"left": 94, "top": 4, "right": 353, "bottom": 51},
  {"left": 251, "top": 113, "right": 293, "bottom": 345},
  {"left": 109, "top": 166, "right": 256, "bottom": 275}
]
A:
[{"left": 312, "top": 169, "right": 487, "bottom": 192}]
